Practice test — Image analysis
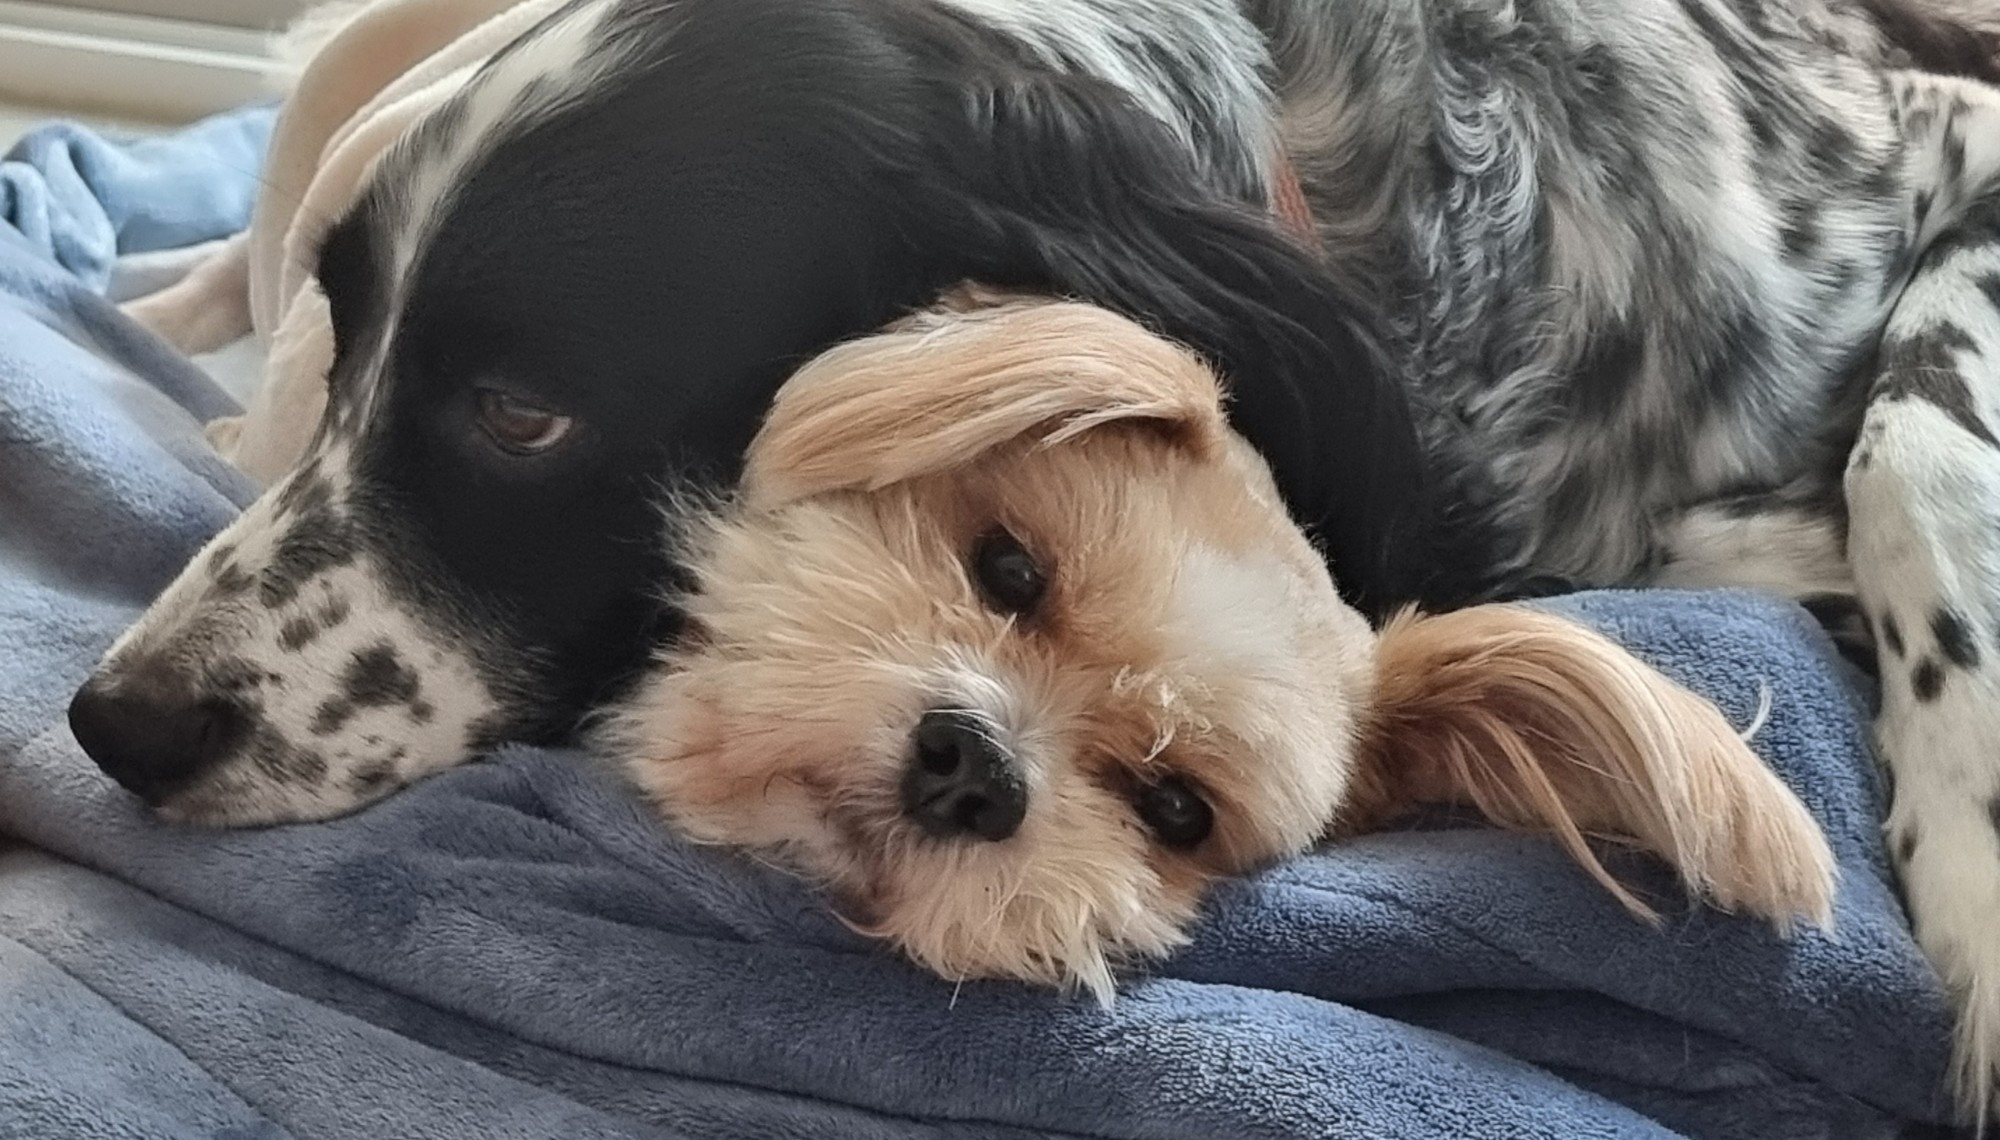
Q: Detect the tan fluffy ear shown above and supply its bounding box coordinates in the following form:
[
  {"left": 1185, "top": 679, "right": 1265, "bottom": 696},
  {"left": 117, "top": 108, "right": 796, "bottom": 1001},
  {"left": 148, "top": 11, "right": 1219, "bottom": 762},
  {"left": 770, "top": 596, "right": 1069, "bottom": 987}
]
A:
[
  {"left": 743, "top": 299, "right": 1229, "bottom": 507},
  {"left": 1343, "top": 604, "right": 1837, "bottom": 931}
]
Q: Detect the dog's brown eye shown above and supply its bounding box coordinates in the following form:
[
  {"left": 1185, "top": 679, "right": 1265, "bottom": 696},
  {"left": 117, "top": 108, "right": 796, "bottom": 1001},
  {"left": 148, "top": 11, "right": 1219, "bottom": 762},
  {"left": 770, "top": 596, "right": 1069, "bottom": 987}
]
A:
[
  {"left": 476, "top": 389, "right": 573, "bottom": 454},
  {"left": 1135, "top": 776, "right": 1213, "bottom": 849},
  {"left": 971, "top": 528, "right": 1046, "bottom": 616}
]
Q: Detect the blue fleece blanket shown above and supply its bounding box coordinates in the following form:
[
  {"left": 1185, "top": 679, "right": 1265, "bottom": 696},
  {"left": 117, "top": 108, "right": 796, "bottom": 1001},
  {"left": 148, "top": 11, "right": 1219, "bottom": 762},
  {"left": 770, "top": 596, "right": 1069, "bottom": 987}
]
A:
[{"left": 0, "top": 108, "right": 1963, "bottom": 1140}]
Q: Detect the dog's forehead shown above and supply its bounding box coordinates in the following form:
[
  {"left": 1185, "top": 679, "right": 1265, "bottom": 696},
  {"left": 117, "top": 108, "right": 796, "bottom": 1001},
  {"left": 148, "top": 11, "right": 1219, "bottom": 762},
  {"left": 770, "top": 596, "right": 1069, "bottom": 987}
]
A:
[
  {"left": 309, "top": 0, "right": 633, "bottom": 427},
  {"left": 366, "top": 0, "right": 634, "bottom": 284}
]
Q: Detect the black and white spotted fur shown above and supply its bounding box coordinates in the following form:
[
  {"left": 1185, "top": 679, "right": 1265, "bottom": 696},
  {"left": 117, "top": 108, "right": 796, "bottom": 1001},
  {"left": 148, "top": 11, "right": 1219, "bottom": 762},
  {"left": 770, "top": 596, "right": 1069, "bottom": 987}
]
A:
[{"left": 66, "top": 0, "right": 2000, "bottom": 1121}]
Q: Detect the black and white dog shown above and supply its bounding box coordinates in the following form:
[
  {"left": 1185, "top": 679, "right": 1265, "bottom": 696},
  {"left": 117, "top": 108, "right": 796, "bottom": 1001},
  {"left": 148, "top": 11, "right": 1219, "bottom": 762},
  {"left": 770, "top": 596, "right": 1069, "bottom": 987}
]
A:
[{"left": 66, "top": 0, "right": 2000, "bottom": 1119}]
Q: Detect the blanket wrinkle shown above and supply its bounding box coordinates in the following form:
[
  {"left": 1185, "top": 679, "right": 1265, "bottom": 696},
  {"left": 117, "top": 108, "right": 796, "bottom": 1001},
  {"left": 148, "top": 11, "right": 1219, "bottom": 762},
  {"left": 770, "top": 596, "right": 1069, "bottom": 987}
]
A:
[{"left": 1, "top": 111, "right": 273, "bottom": 290}]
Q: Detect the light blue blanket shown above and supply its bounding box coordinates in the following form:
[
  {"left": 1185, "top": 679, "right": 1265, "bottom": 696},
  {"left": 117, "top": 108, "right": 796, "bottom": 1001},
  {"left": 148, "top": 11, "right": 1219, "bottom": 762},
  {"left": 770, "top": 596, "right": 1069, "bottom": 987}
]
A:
[{"left": 0, "top": 108, "right": 1963, "bottom": 1140}]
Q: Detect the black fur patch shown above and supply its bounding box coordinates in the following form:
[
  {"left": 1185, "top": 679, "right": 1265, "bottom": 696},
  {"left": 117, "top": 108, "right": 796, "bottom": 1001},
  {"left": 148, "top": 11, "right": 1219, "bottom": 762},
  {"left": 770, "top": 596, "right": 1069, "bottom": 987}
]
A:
[
  {"left": 1878, "top": 232, "right": 1916, "bottom": 302},
  {"left": 1933, "top": 608, "right": 1981, "bottom": 669},
  {"left": 279, "top": 616, "right": 323, "bottom": 652},
  {"left": 1802, "top": 593, "right": 1875, "bottom": 676},
  {"left": 1912, "top": 657, "right": 1945, "bottom": 702},
  {"left": 1882, "top": 611, "right": 1906, "bottom": 659},
  {"left": 1858, "top": 0, "right": 2000, "bottom": 85},
  {"left": 1502, "top": 575, "right": 1582, "bottom": 600},
  {"left": 1798, "top": 591, "right": 1855, "bottom": 626},
  {"left": 209, "top": 656, "right": 277, "bottom": 694},
  {"left": 244, "top": 723, "right": 328, "bottom": 785},
  {"left": 1896, "top": 826, "right": 1918, "bottom": 866},
  {"left": 308, "top": 701, "right": 351, "bottom": 737},
  {"left": 1915, "top": 193, "right": 2000, "bottom": 267},
  {"left": 260, "top": 487, "right": 359, "bottom": 608},
  {"left": 1975, "top": 271, "right": 2000, "bottom": 314},
  {"left": 273, "top": 462, "right": 323, "bottom": 515},
  {"left": 1803, "top": 117, "right": 1858, "bottom": 181},
  {"left": 211, "top": 560, "right": 255, "bottom": 598},
  {"left": 344, "top": 644, "right": 421, "bottom": 707},
  {"left": 347, "top": 761, "right": 396, "bottom": 797},
  {"left": 310, "top": 644, "right": 424, "bottom": 736},
  {"left": 1941, "top": 127, "right": 1968, "bottom": 187},
  {"left": 277, "top": 597, "right": 355, "bottom": 653},
  {"left": 1777, "top": 197, "right": 1819, "bottom": 260},
  {"left": 1715, "top": 491, "right": 1770, "bottom": 520},
  {"left": 1872, "top": 323, "right": 1999, "bottom": 447},
  {"left": 1701, "top": 307, "right": 1773, "bottom": 408},
  {"left": 1740, "top": 101, "right": 1778, "bottom": 152},
  {"left": 1572, "top": 320, "right": 1649, "bottom": 418}
]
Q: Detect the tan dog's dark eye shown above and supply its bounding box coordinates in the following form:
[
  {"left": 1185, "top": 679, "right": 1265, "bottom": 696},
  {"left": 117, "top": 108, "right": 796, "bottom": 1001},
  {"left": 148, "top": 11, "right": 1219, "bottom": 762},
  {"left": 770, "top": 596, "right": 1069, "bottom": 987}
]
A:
[
  {"left": 971, "top": 529, "right": 1046, "bottom": 616},
  {"left": 1135, "top": 776, "right": 1213, "bottom": 849},
  {"left": 476, "top": 389, "right": 574, "bottom": 454}
]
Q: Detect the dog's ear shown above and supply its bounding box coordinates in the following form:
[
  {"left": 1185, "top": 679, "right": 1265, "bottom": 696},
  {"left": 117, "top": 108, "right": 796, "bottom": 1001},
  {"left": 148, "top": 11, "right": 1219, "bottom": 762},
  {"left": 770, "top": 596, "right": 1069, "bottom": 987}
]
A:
[
  {"left": 743, "top": 300, "right": 1229, "bottom": 506},
  {"left": 1342, "top": 604, "right": 1837, "bottom": 930},
  {"left": 906, "top": 73, "right": 1492, "bottom": 617}
]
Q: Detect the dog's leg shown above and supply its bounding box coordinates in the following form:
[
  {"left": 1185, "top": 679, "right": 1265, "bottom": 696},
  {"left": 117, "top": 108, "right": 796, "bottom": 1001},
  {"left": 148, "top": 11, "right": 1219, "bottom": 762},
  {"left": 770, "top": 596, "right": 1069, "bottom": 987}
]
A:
[
  {"left": 1850, "top": 247, "right": 2000, "bottom": 1127},
  {"left": 1649, "top": 491, "right": 1877, "bottom": 671},
  {"left": 1346, "top": 605, "right": 1836, "bottom": 930},
  {"left": 119, "top": 229, "right": 254, "bottom": 355},
  {"left": 1847, "top": 72, "right": 2000, "bottom": 1128}
]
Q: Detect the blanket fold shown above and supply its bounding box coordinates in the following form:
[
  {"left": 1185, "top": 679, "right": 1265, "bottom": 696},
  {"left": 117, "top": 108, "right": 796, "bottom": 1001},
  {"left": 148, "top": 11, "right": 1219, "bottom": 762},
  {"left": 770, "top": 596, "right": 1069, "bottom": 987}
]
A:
[
  {"left": 0, "top": 107, "right": 1961, "bottom": 1140},
  {"left": 1, "top": 110, "right": 273, "bottom": 290}
]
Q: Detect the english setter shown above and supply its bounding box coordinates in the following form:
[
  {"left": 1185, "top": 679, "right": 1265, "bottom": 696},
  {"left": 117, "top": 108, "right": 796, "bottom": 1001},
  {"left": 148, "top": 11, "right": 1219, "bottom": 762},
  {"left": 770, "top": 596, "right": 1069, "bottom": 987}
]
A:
[{"left": 69, "top": 0, "right": 2000, "bottom": 1120}]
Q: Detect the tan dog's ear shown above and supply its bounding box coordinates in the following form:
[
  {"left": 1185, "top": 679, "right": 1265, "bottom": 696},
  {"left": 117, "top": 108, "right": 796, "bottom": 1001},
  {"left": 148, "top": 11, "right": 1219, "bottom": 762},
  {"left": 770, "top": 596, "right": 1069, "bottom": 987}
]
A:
[
  {"left": 744, "top": 300, "right": 1229, "bottom": 507},
  {"left": 1343, "top": 605, "right": 1837, "bottom": 931}
]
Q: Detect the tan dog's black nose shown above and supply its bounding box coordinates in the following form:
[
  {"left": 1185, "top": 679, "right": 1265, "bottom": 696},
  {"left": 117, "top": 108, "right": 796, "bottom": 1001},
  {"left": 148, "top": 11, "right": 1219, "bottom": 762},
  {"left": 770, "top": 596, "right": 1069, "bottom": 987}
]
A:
[
  {"left": 68, "top": 670, "right": 243, "bottom": 804},
  {"left": 901, "top": 709, "right": 1026, "bottom": 842}
]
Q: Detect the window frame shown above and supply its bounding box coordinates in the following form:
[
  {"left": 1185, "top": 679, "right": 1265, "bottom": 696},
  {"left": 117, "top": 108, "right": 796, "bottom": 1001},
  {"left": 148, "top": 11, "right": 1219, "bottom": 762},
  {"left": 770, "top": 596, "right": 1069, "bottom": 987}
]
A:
[{"left": 0, "top": 0, "right": 286, "bottom": 124}]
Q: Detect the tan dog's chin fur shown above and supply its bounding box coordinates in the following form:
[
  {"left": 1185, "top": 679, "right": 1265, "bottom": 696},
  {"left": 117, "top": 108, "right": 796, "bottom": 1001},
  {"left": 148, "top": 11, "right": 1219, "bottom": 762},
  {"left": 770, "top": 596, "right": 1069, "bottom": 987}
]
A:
[{"left": 604, "top": 298, "right": 1837, "bottom": 997}]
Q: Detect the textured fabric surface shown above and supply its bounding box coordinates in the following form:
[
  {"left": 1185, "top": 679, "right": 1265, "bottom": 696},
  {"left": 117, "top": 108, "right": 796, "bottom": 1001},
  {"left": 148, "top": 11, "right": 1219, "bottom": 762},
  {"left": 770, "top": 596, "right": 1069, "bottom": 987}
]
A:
[
  {"left": 0, "top": 108, "right": 1959, "bottom": 1140},
  {"left": 0, "top": 109, "right": 271, "bottom": 290}
]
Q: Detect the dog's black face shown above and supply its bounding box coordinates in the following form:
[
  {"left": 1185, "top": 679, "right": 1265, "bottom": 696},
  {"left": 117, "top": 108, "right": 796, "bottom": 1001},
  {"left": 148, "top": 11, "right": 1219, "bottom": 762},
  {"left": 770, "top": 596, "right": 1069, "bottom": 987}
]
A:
[
  {"left": 67, "top": 0, "right": 1450, "bottom": 824},
  {"left": 310, "top": 31, "right": 924, "bottom": 724}
]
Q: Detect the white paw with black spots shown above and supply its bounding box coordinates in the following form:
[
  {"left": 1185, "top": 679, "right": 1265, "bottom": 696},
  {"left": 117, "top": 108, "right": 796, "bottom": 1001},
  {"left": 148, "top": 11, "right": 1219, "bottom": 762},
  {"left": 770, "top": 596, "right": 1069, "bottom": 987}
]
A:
[{"left": 1850, "top": 340, "right": 2000, "bottom": 1125}]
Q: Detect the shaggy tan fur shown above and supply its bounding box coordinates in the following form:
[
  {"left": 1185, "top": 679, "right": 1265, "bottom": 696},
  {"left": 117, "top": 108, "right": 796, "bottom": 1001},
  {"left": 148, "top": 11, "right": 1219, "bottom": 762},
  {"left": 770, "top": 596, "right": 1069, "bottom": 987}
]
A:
[
  {"left": 605, "top": 298, "right": 1837, "bottom": 996},
  {"left": 1349, "top": 605, "right": 1834, "bottom": 929}
]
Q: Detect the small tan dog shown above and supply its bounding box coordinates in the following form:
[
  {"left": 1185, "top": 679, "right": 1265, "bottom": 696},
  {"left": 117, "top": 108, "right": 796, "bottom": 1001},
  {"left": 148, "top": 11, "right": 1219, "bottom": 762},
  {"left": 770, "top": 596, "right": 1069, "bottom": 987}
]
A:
[{"left": 605, "top": 297, "right": 1838, "bottom": 997}]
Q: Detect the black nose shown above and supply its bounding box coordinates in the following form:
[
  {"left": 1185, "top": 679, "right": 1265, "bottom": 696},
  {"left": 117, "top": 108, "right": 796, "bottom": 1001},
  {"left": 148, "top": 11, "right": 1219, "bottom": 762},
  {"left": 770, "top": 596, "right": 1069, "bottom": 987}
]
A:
[
  {"left": 67, "top": 671, "right": 243, "bottom": 803},
  {"left": 900, "top": 709, "right": 1028, "bottom": 842}
]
